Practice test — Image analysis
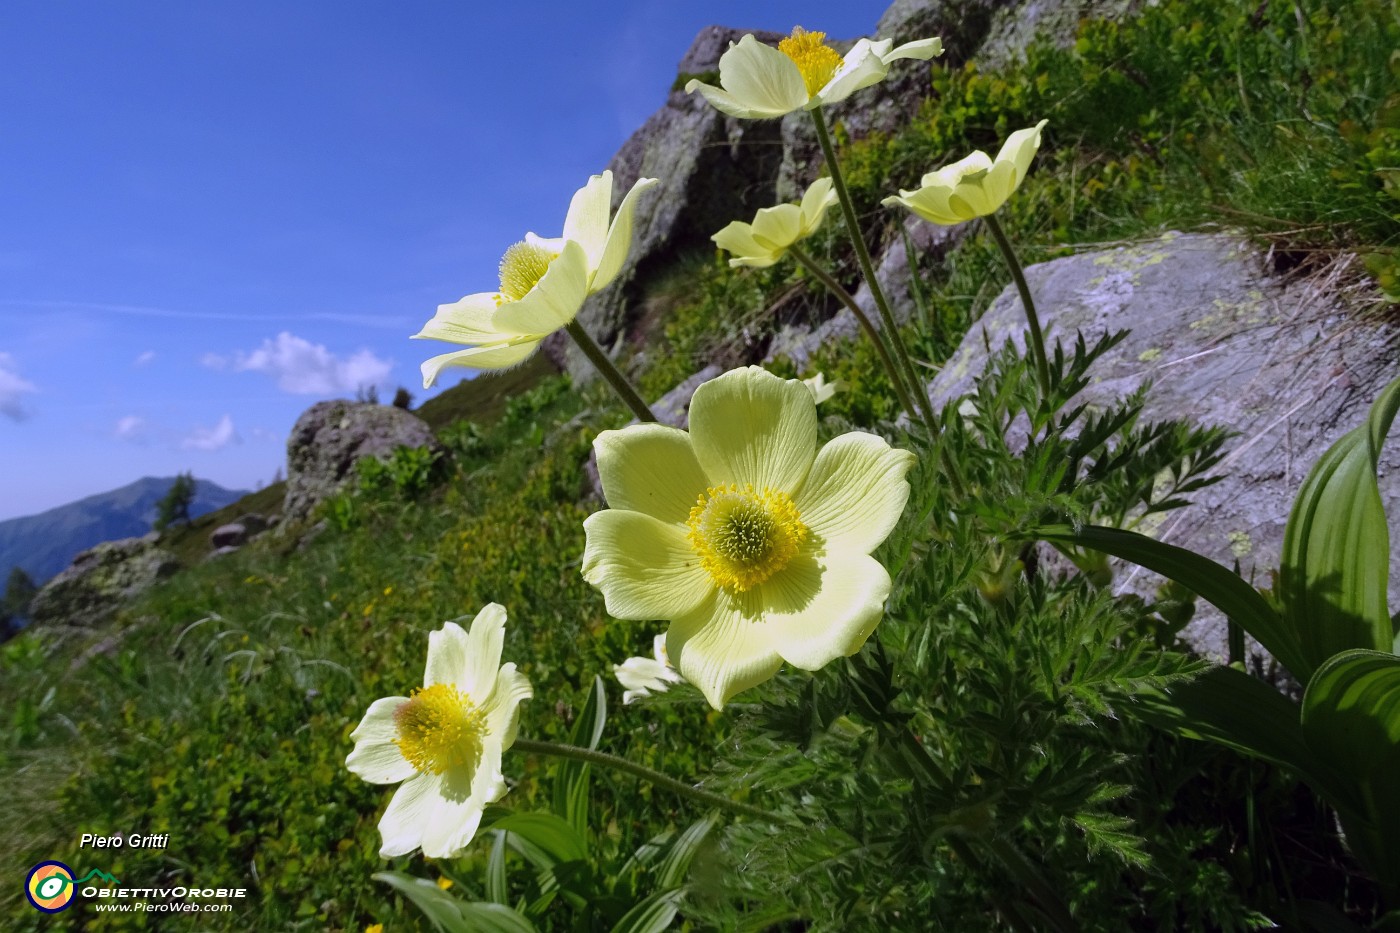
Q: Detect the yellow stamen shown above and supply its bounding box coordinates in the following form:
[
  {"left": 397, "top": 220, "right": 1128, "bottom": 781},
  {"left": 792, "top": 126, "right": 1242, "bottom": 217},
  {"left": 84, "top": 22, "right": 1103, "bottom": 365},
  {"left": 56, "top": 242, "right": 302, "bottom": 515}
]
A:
[
  {"left": 497, "top": 241, "right": 557, "bottom": 304},
  {"left": 778, "top": 27, "right": 843, "bottom": 97},
  {"left": 687, "top": 483, "right": 807, "bottom": 592},
  {"left": 393, "top": 683, "right": 488, "bottom": 776}
]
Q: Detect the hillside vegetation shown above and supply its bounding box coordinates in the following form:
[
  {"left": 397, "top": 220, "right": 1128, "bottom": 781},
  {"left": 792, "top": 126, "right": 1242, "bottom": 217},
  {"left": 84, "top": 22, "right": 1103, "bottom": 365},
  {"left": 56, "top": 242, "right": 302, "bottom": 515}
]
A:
[{"left": 4, "top": 0, "right": 1398, "bottom": 930}]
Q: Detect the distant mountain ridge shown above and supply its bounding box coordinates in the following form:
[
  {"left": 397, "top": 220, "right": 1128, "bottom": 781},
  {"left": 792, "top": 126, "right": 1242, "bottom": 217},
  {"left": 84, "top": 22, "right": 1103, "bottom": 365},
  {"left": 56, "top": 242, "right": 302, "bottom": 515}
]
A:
[{"left": 0, "top": 477, "right": 249, "bottom": 587}]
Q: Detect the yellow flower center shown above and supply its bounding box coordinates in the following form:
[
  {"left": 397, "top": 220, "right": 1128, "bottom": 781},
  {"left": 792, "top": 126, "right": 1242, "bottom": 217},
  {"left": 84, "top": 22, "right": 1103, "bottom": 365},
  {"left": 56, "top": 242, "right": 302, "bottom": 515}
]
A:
[
  {"left": 687, "top": 483, "right": 808, "bottom": 592},
  {"left": 497, "top": 241, "right": 557, "bottom": 304},
  {"left": 393, "top": 683, "right": 488, "bottom": 776},
  {"left": 778, "top": 27, "right": 844, "bottom": 97}
]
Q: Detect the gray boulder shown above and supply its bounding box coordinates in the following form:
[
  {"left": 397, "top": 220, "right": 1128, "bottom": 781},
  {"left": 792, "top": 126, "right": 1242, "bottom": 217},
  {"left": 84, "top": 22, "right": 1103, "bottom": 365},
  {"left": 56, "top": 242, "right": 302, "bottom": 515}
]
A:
[
  {"left": 926, "top": 232, "right": 1400, "bottom": 666},
  {"left": 210, "top": 523, "right": 246, "bottom": 548},
  {"left": 30, "top": 536, "right": 180, "bottom": 628},
  {"left": 235, "top": 513, "right": 270, "bottom": 536},
  {"left": 282, "top": 401, "right": 442, "bottom": 525}
]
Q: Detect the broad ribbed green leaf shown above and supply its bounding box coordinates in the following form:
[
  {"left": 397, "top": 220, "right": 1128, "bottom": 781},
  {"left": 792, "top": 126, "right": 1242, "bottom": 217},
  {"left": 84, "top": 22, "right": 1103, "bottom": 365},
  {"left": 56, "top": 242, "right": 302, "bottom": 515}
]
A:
[
  {"left": 375, "top": 872, "right": 538, "bottom": 933},
  {"left": 495, "top": 812, "right": 590, "bottom": 868},
  {"left": 1301, "top": 649, "right": 1400, "bottom": 901},
  {"left": 608, "top": 888, "right": 683, "bottom": 933},
  {"left": 486, "top": 829, "right": 509, "bottom": 905},
  {"left": 655, "top": 815, "right": 717, "bottom": 889},
  {"left": 1280, "top": 378, "right": 1400, "bottom": 676},
  {"left": 552, "top": 675, "right": 608, "bottom": 836},
  {"left": 1037, "top": 524, "right": 1305, "bottom": 678},
  {"left": 1129, "top": 666, "right": 1334, "bottom": 791}
]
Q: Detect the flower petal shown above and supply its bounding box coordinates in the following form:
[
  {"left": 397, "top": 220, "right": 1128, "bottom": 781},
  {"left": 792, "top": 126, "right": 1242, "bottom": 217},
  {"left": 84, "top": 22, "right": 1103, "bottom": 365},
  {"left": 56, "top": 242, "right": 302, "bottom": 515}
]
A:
[
  {"left": 760, "top": 551, "right": 892, "bottom": 669},
  {"left": 883, "top": 189, "right": 959, "bottom": 226},
  {"left": 481, "top": 661, "right": 532, "bottom": 749},
  {"left": 378, "top": 772, "right": 441, "bottom": 857},
  {"left": 997, "top": 119, "right": 1048, "bottom": 187},
  {"left": 562, "top": 171, "right": 612, "bottom": 272},
  {"left": 688, "top": 34, "right": 808, "bottom": 119},
  {"left": 795, "top": 433, "right": 916, "bottom": 553},
  {"left": 594, "top": 423, "right": 709, "bottom": 523},
  {"left": 798, "top": 177, "right": 838, "bottom": 233},
  {"left": 666, "top": 589, "right": 783, "bottom": 709},
  {"left": 688, "top": 366, "right": 817, "bottom": 493},
  {"left": 420, "top": 748, "right": 504, "bottom": 858},
  {"left": 749, "top": 202, "right": 804, "bottom": 252},
  {"left": 880, "top": 37, "right": 944, "bottom": 64},
  {"left": 712, "top": 221, "right": 777, "bottom": 268},
  {"left": 815, "top": 38, "right": 891, "bottom": 107},
  {"left": 425, "top": 606, "right": 506, "bottom": 698},
  {"left": 413, "top": 292, "right": 503, "bottom": 343},
  {"left": 592, "top": 176, "right": 659, "bottom": 291},
  {"left": 490, "top": 239, "right": 589, "bottom": 336},
  {"left": 419, "top": 340, "right": 542, "bottom": 387},
  {"left": 346, "top": 696, "right": 414, "bottom": 785},
  {"left": 581, "top": 510, "right": 714, "bottom": 620}
]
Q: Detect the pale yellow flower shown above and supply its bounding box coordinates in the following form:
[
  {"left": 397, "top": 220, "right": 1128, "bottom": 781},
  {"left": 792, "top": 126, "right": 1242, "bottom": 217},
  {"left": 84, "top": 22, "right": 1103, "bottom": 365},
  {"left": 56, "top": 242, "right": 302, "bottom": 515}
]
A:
[
  {"left": 712, "top": 178, "right": 837, "bottom": 268},
  {"left": 613, "top": 634, "right": 684, "bottom": 704},
  {"left": 687, "top": 28, "right": 943, "bottom": 120},
  {"left": 581, "top": 367, "right": 916, "bottom": 709},
  {"left": 414, "top": 171, "right": 657, "bottom": 386},
  {"left": 345, "top": 605, "right": 532, "bottom": 858},
  {"left": 802, "top": 372, "right": 841, "bottom": 405},
  {"left": 882, "top": 120, "right": 1049, "bottom": 225}
]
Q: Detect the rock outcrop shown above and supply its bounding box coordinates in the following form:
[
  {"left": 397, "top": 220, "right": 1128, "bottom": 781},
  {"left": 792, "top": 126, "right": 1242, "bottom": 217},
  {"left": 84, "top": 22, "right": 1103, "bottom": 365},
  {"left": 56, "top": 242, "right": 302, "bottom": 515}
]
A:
[
  {"left": 926, "top": 232, "right": 1398, "bottom": 664},
  {"left": 282, "top": 401, "right": 442, "bottom": 525},
  {"left": 30, "top": 535, "right": 180, "bottom": 629}
]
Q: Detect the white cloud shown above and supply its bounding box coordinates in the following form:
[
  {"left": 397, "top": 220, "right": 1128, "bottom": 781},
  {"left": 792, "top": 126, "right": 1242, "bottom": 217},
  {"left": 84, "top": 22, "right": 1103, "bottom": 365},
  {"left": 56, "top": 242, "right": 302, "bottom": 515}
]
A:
[
  {"left": 182, "top": 414, "right": 239, "bottom": 451},
  {"left": 115, "top": 415, "right": 147, "bottom": 442},
  {"left": 133, "top": 350, "right": 156, "bottom": 367},
  {"left": 0, "top": 352, "right": 37, "bottom": 420},
  {"left": 214, "top": 331, "right": 393, "bottom": 395}
]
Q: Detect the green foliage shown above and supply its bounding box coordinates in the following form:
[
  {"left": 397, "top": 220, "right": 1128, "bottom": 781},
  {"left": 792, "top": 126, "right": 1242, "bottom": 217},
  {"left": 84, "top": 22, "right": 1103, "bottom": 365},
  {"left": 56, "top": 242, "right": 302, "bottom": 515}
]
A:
[
  {"left": 1039, "top": 375, "right": 1400, "bottom": 910},
  {"left": 153, "top": 471, "right": 196, "bottom": 532}
]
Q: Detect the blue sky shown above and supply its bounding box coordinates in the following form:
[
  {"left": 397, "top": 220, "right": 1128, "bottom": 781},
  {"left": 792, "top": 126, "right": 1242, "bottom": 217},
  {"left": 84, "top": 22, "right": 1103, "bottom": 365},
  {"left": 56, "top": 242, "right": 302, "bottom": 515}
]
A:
[{"left": 0, "top": 1, "right": 884, "bottom": 521}]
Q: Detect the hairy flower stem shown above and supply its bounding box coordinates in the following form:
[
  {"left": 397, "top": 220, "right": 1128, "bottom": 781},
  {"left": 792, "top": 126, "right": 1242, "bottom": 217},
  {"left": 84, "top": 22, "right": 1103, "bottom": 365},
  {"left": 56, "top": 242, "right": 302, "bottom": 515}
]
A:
[
  {"left": 894, "top": 728, "right": 1077, "bottom": 931},
  {"left": 787, "top": 246, "right": 967, "bottom": 499},
  {"left": 810, "top": 108, "right": 940, "bottom": 439},
  {"left": 514, "top": 738, "right": 780, "bottom": 823},
  {"left": 564, "top": 320, "right": 657, "bottom": 423},
  {"left": 983, "top": 214, "right": 1051, "bottom": 400},
  {"left": 786, "top": 245, "right": 918, "bottom": 419}
]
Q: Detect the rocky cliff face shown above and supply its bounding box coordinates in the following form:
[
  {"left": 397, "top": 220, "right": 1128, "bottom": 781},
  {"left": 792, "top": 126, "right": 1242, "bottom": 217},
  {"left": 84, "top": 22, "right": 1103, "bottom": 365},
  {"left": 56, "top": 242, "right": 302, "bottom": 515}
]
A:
[{"left": 927, "top": 233, "right": 1398, "bottom": 666}]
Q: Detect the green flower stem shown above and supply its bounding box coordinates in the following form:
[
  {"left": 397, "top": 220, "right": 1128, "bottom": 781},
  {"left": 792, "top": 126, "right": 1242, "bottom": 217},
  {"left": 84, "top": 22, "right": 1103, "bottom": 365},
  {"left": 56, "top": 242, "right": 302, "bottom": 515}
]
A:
[
  {"left": 810, "top": 108, "right": 940, "bottom": 439},
  {"left": 786, "top": 244, "right": 919, "bottom": 422},
  {"left": 981, "top": 835, "right": 1079, "bottom": 933},
  {"left": 563, "top": 319, "right": 657, "bottom": 423},
  {"left": 514, "top": 738, "right": 780, "bottom": 823},
  {"left": 982, "top": 214, "right": 1051, "bottom": 400},
  {"left": 786, "top": 247, "right": 967, "bottom": 499}
]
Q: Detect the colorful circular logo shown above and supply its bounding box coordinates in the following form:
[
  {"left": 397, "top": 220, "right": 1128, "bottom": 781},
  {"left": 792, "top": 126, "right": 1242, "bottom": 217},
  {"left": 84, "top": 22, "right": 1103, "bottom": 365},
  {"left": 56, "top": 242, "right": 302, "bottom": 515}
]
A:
[{"left": 25, "top": 861, "right": 76, "bottom": 913}]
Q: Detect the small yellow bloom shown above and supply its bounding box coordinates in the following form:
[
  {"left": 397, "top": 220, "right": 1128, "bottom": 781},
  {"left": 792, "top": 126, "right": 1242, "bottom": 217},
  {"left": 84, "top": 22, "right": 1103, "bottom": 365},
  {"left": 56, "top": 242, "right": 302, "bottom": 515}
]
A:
[
  {"left": 345, "top": 605, "right": 533, "bottom": 858},
  {"left": 365, "top": 924, "right": 384, "bottom": 933},
  {"left": 581, "top": 367, "right": 916, "bottom": 709},
  {"left": 414, "top": 171, "right": 657, "bottom": 387},
  {"left": 686, "top": 27, "right": 943, "bottom": 120},
  {"left": 712, "top": 178, "right": 837, "bottom": 268},
  {"left": 436, "top": 876, "right": 454, "bottom": 890},
  {"left": 883, "top": 121, "right": 1049, "bottom": 225}
]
